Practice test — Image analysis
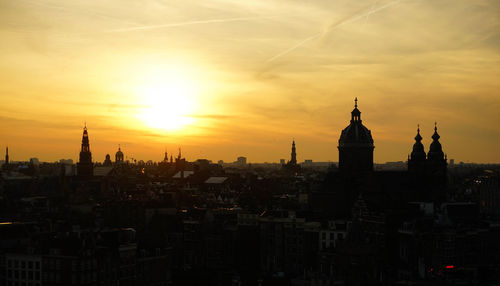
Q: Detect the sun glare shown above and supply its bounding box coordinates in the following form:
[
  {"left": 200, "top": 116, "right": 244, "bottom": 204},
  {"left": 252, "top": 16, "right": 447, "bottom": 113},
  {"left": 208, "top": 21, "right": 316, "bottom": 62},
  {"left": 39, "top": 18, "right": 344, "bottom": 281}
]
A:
[{"left": 136, "top": 69, "right": 198, "bottom": 132}]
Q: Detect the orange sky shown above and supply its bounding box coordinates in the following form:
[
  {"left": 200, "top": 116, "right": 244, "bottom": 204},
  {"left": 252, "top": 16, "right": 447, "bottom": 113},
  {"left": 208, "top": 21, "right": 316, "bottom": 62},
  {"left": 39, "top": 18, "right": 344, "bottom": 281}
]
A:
[{"left": 1, "top": 0, "right": 500, "bottom": 163}]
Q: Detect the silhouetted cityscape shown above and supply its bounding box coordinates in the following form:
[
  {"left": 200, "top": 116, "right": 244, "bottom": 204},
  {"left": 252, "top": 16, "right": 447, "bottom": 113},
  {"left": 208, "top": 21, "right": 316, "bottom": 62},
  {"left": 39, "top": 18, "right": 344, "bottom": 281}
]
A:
[{"left": 1, "top": 99, "right": 500, "bottom": 286}]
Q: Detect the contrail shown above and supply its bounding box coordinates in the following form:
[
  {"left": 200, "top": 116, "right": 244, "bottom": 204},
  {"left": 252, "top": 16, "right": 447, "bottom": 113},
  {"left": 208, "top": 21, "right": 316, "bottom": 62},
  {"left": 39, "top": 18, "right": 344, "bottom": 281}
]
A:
[
  {"left": 267, "top": 33, "right": 322, "bottom": 62},
  {"left": 267, "top": 0, "right": 402, "bottom": 62},
  {"left": 106, "top": 16, "right": 267, "bottom": 33}
]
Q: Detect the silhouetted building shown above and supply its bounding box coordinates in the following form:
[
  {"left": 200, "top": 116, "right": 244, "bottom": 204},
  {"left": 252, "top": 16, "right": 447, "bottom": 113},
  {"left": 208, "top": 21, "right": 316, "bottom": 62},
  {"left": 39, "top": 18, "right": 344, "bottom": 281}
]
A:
[
  {"left": 2, "top": 146, "right": 8, "bottom": 170},
  {"left": 115, "top": 145, "right": 124, "bottom": 164},
  {"left": 237, "top": 156, "right": 247, "bottom": 166},
  {"left": 338, "top": 98, "right": 374, "bottom": 173},
  {"left": 284, "top": 140, "right": 300, "bottom": 173},
  {"left": 76, "top": 125, "right": 93, "bottom": 177},
  {"left": 426, "top": 123, "right": 447, "bottom": 185},
  {"left": 289, "top": 140, "right": 297, "bottom": 165},
  {"left": 408, "top": 123, "right": 448, "bottom": 202},
  {"left": 408, "top": 125, "right": 426, "bottom": 176},
  {"left": 104, "top": 154, "right": 112, "bottom": 166},
  {"left": 164, "top": 149, "right": 168, "bottom": 162}
]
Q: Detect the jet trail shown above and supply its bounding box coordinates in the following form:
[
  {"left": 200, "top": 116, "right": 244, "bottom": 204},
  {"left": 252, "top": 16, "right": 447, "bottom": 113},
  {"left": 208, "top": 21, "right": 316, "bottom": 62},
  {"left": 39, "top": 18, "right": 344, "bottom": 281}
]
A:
[
  {"left": 267, "top": 0, "right": 402, "bottom": 62},
  {"left": 107, "top": 16, "right": 267, "bottom": 33}
]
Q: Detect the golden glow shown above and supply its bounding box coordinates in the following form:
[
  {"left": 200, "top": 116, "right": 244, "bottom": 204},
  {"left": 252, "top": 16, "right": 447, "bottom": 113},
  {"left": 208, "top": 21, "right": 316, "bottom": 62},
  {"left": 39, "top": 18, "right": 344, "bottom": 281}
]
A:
[
  {"left": 1, "top": 1, "right": 500, "bottom": 163},
  {"left": 135, "top": 67, "right": 199, "bottom": 132}
]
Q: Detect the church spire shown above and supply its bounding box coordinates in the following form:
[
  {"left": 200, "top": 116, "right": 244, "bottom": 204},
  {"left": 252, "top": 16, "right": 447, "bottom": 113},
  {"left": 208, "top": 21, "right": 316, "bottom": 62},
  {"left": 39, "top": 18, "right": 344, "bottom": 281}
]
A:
[
  {"left": 77, "top": 125, "right": 93, "bottom": 177},
  {"left": 164, "top": 148, "right": 168, "bottom": 162},
  {"left": 415, "top": 124, "right": 422, "bottom": 142},
  {"left": 410, "top": 124, "right": 426, "bottom": 162},
  {"left": 290, "top": 140, "right": 297, "bottom": 165},
  {"left": 5, "top": 146, "right": 9, "bottom": 165},
  {"left": 427, "top": 122, "right": 445, "bottom": 162},
  {"left": 351, "top": 97, "right": 361, "bottom": 122},
  {"left": 81, "top": 125, "right": 90, "bottom": 153}
]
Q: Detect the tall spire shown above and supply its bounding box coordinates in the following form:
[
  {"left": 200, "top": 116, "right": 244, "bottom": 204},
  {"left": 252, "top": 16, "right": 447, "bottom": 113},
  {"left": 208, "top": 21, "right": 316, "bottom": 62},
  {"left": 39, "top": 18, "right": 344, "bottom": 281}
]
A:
[
  {"left": 5, "top": 146, "right": 9, "bottom": 165},
  {"left": 77, "top": 125, "right": 93, "bottom": 177},
  {"left": 410, "top": 124, "right": 425, "bottom": 162},
  {"left": 178, "top": 147, "right": 182, "bottom": 160},
  {"left": 432, "top": 122, "right": 440, "bottom": 141},
  {"left": 428, "top": 122, "right": 445, "bottom": 161},
  {"left": 164, "top": 148, "right": 168, "bottom": 162},
  {"left": 81, "top": 125, "right": 90, "bottom": 153},
  {"left": 290, "top": 140, "right": 297, "bottom": 165},
  {"left": 415, "top": 124, "right": 422, "bottom": 142}
]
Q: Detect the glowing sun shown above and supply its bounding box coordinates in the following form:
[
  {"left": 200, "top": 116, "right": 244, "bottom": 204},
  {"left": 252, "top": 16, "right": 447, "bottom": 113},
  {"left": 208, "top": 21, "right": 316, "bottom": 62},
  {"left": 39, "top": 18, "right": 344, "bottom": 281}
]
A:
[{"left": 136, "top": 72, "right": 198, "bottom": 131}]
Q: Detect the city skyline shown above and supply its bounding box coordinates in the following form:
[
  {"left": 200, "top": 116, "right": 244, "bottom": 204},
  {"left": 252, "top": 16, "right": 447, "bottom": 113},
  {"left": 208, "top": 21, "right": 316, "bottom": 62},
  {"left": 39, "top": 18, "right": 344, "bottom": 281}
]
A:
[
  {"left": 1, "top": 100, "right": 464, "bottom": 166},
  {"left": 1, "top": 0, "right": 500, "bottom": 163}
]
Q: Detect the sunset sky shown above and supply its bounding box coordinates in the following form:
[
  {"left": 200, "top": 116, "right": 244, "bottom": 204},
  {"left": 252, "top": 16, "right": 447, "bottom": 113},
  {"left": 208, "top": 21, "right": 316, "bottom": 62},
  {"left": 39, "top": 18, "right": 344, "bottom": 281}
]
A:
[{"left": 1, "top": 0, "right": 499, "bottom": 163}]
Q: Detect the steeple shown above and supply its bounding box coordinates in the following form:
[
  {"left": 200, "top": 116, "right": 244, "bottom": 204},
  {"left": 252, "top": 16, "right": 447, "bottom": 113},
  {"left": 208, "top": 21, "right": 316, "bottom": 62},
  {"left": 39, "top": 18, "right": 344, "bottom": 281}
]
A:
[
  {"left": 5, "top": 146, "right": 9, "bottom": 165},
  {"left": 410, "top": 125, "right": 426, "bottom": 162},
  {"left": 178, "top": 148, "right": 182, "bottom": 160},
  {"left": 351, "top": 97, "right": 361, "bottom": 123},
  {"left": 81, "top": 126, "right": 90, "bottom": 153},
  {"left": 77, "top": 125, "right": 93, "bottom": 177},
  {"left": 427, "top": 122, "right": 445, "bottom": 162},
  {"left": 290, "top": 140, "right": 297, "bottom": 165},
  {"left": 164, "top": 148, "right": 168, "bottom": 162}
]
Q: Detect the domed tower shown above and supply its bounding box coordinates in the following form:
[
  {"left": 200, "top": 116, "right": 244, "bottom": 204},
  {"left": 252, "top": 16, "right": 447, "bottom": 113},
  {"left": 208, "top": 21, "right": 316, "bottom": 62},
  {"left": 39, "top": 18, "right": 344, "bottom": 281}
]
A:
[
  {"left": 408, "top": 125, "right": 426, "bottom": 174},
  {"left": 425, "top": 123, "right": 448, "bottom": 201},
  {"left": 104, "top": 154, "right": 112, "bottom": 166},
  {"left": 115, "top": 145, "right": 124, "bottom": 164},
  {"left": 426, "top": 123, "right": 447, "bottom": 175},
  {"left": 77, "top": 125, "right": 93, "bottom": 177},
  {"left": 338, "top": 98, "right": 374, "bottom": 173}
]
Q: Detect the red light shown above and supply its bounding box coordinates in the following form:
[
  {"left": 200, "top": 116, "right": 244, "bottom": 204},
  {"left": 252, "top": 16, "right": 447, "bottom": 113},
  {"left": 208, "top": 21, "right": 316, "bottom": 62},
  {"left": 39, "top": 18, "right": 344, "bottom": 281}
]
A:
[{"left": 445, "top": 265, "right": 454, "bottom": 269}]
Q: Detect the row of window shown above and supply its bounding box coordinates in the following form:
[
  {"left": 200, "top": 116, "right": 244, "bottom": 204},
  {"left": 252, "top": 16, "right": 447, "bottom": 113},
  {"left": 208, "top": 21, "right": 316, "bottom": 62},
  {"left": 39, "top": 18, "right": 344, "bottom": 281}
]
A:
[
  {"left": 6, "top": 270, "right": 41, "bottom": 280},
  {"left": 7, "top": 260, "right": 40, "bottom": 270}
]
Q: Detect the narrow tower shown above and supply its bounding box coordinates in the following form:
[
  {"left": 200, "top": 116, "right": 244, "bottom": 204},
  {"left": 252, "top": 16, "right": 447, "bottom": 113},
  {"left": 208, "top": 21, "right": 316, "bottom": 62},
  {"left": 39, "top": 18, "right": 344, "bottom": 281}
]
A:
[
  {"left": 425, "top": 122, "right": 448, "bottom": 201},
  {"left": 408, "top": 125, "right": 426, "bottom": 174},
  {"left": 290, "top": 140, "right": 297, "bottom": 165},
  {"left": 426, "top": 123, "right": 447, "bottom": 176},
  {"left": 164, "top": 148, "right": 168, "bottom": 162},
  {"left": 77, "top": 125, "right": 93, "bottom": 177},
  {"left": 338, "top": 98, "right": 374, "bottom": 173},
  {"left": 5, "top": 146, "right": 8, "bottom": 165}
]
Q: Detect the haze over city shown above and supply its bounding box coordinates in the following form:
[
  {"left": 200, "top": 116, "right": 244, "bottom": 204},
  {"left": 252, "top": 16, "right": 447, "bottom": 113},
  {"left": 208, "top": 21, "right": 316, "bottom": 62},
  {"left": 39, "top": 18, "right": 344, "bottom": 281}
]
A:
[{"left": 1, "top": 0, "right": 500, "bottom": 163}]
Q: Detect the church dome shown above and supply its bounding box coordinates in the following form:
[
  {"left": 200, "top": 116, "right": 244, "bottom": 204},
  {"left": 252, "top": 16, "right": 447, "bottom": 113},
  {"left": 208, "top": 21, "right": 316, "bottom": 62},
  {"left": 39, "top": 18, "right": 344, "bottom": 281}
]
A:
[
  {"left": 427, "top": 124, "right": 444, "bottom": 161},
  {"left": 338, "top": 98, "right": 374, "bottom": 147},
  {"left": 410, "top": 126, "right": 426, "bottom": 161}
]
